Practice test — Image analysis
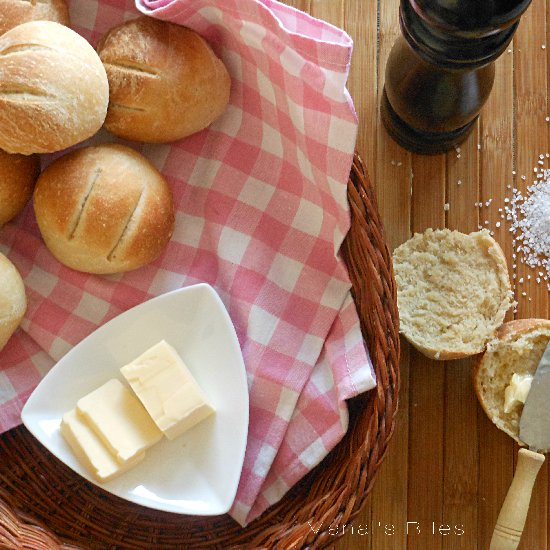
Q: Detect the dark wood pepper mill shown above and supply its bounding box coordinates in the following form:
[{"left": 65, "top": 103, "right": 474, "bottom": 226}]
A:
[{"left": 381, "top": 0, "right": 532, "bottom": 154}]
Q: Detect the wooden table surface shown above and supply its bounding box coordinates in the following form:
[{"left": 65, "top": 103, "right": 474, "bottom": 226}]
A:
[{"left": 283, "top": 1, "right": 550, "bottom": 548}]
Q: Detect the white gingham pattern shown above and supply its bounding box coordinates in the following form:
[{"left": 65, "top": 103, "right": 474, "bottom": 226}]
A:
[{"left": 0, "top": 0, "right": 376, "bottom": 526}]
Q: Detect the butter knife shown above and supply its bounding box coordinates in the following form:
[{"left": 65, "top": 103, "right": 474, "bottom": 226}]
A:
[{"left": 490, "top": 341, "right": 550, "bottom": 550}]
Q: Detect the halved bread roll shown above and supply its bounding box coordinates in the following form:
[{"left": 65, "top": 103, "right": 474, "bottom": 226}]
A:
[
  {"left": 474, "top": 319, "right": 550, "bottom": 449},
  {"left": 393, "top": 228, "right": 513, "bottom": 360}
]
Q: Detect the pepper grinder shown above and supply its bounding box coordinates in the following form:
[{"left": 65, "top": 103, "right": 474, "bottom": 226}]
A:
[{"left": 381, "top": 0, "right": 532, "bottom": 155}]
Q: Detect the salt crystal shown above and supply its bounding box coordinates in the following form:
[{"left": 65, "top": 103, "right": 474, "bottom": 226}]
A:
[
  {"left": 505, "top": 164, "right": 550, "bottom": 286},
  {"left": 444, "top": 203, "right": 450, "bottom": 211},
  {"left": 496, "top": 221, "right": 501, "bottom": 228}
]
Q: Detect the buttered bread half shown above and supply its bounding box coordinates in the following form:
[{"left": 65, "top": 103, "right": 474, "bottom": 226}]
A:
[
  {"left": 474, "top": 319, "right": 550, "bottom": 449},
  {"left": 393, "top": 228, "right": 513, "bottom": 360}
]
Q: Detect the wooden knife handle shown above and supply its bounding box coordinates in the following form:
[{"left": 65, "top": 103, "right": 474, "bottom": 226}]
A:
[{"left": 490, "top": 448, "right": 545, "bottom": 550}]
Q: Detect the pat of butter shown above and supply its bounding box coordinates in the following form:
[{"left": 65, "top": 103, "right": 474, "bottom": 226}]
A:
[
  {"left": 77, "top": 378, "right": 162, "bottom": 463},
  {"left": 120, "top": 340, "right": 215, "bottom": 440},
  {"left": 61, "top": 408, "right": 144, "bottom": 482},
  {"left": 503, "top": 373, "right": 533, "bottom": 414}
]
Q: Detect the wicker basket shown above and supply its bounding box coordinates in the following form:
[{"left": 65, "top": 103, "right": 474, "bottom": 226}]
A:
[{"left": 0, "top": 153, "right": 400, "bottom": 549}]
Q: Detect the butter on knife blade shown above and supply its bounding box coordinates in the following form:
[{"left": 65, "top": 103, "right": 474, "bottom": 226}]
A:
[{"left": 519, "top": 341, "right": 550, "bottom": 452}]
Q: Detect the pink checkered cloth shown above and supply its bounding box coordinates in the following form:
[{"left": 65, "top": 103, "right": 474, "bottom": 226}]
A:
[{"left": 0, "top": 0, "right": 375, "bottom": 526}]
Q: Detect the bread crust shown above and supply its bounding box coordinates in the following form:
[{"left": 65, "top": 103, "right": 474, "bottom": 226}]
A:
[
  {"left": 0, "top": 21, "right": 108, "bottom": 154},
  {"left": 0, "top": 253, "right": 26, "bottom": 351},
  {"left": 0, "top": 149, "right": 40, "bottom": 226},
  {"left": 98, "top": 16, "right": 231, "bottom": 143},
  {"left": 34, "top": 144, "right": 175, "bottom": 274},
  {"left": 474, "top": 319, "right": 550, "bottom": 449}
]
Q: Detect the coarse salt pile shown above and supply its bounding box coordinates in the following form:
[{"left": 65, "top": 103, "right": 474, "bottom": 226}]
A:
[{"left": 505, "top": 166, "right": 550, "bottom": 289}]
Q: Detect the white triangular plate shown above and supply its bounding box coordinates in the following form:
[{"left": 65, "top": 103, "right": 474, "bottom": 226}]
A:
[{"left": 21, "top": 283, "right": 248, "bottom": 515}]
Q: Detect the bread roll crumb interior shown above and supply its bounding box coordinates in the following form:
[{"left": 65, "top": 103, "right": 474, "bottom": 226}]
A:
[{"left": 393, "top": 228, "right": 513, "bottom": 360}]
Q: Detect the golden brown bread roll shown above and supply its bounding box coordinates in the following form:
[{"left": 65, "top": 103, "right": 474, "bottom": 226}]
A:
[
  {"left": 0, "top": 252, "right": 26, "bottom": 352},
  {"left": 98, "top": 16, "right": 231, "bottom": 143},
  {"left": 0, "top": 0, "right": 69, "bottom": 36},
  {"left": 34, "top": 144, "right": 175, "bottom": 274},
  {"left": 0, "top": 21, "right": 109, "bottom": 155},
  {"left": 0, "top": 149, "right": 40, "bottom": 226}
]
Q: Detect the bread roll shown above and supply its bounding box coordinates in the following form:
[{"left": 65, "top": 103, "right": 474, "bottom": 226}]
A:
[
  {"left": 474, "top": 319, "right": 550, "bottom": 450},
  {"left": 0, "top": 21, "right": 108, "bottom": 155},
  {"left": 0, "top": 149, "right": 40, "bottom": 226},
  {"left": 34, "top": 144, "right": 174, "bottom": 274},
  {"left": 98, "top": 16, "right": 230, "bottom": 143},
  {"left": 0, "top": 252, "right": 26, "bottom": 351},
  {"left": 393, "top": 228, "right": 513, "bottom": 360},
  {"left": 0, "top": 0, "right": 69, "bottom": 36}
]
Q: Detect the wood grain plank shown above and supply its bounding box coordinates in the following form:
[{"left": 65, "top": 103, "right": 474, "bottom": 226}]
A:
[
  {"left": 442, "top": 126, "right": 480, "bottom": 549},
  {"left": 371, "top": 1, "right": 413, "bottom": 549},
  {"left": 408, "top": 152, "right": 446, "bottom": 550},
  {"left": 475, "top": 35, "right": 517, "bottom": 550},
  {"left": 310, "top": 0, "right": 343, "bottom": 27},
  {"left": 345, "top": 0, "right": 379, "bottom": 177},
  {"left": 513, "top": 0, "right": 549, "bottom": 547}
]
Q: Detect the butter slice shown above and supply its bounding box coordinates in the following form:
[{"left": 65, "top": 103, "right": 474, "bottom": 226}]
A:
[
  {"left": 61, "top": 408, "right": 144, "bottom": 482},
  {"left": 120, "top": 340, "right": 215, "bottom": 440},
  {"left": 503, "top": 373, "right": 533, "bottom": 413},
  {"left": 77, "top": 378, "right": 162, "bottom": 463}
]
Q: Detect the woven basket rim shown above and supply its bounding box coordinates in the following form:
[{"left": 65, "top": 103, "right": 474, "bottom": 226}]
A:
[{"left": 0, "top": 152, "right": 400, "bottom": 549}]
